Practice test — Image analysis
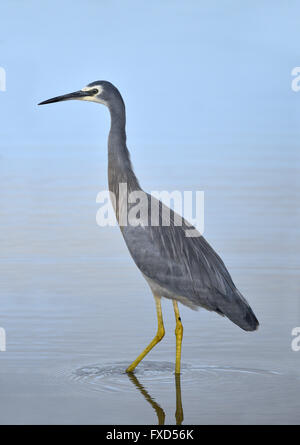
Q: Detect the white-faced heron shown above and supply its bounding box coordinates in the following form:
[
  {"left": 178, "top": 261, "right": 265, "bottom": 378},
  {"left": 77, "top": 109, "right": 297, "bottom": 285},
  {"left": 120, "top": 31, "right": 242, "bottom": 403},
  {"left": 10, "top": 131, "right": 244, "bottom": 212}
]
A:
[{"left": 38, "top": 81, "right": 259, "bottom": 374}]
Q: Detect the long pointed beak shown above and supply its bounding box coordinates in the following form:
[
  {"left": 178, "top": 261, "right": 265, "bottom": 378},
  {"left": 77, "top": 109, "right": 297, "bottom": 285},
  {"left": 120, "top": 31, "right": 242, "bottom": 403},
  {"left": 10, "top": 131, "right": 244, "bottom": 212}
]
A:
[{"left": 38, "top": 89, "right": 96, "bottom": 105}]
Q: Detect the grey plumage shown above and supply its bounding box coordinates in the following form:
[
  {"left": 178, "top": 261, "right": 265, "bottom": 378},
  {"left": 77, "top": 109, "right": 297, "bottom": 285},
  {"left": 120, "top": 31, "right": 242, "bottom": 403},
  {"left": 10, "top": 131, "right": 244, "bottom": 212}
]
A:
[
  {"left": 39, "top": 80, "right": 259, "bottom": 333},
  {"left": 102, "top": 81, "right": 259, "bottom": 332}
]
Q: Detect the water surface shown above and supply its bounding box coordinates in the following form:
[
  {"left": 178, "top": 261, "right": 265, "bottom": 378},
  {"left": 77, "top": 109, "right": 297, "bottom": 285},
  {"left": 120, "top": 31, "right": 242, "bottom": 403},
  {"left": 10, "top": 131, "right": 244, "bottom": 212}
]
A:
[{"left": 0, "top": 142, "right": 299, "bottom": 424}]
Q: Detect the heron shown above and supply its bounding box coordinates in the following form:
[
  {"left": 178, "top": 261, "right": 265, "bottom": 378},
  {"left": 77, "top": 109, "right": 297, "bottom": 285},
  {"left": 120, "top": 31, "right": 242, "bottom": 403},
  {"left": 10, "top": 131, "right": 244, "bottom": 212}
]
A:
[{"left": 38, "top": 80, "right": 259, "bottom": 375}]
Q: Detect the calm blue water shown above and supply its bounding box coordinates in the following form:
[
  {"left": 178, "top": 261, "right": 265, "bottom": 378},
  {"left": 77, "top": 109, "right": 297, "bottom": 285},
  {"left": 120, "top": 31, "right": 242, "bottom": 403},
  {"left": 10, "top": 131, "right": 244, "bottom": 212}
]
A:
[{"left": 0, "top": 141, "right": 299, "bottom": 424}]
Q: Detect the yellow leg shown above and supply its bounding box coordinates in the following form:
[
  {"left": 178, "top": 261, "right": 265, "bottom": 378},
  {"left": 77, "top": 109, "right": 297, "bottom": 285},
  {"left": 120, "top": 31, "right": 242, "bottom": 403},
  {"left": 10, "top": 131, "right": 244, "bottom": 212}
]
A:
[
  {"left": 173, "top": 300, "right": 183, "bottom": 374},
  {"left": 126, "top": 295, "right": 165, "bottom": 373}
]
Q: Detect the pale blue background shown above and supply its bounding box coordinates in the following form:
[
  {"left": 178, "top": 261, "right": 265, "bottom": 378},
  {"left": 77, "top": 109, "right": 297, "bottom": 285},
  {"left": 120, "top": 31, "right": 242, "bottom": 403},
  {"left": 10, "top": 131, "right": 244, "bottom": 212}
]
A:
[{"left": 0, "top": 0, "right": 300, "bottom": 149}]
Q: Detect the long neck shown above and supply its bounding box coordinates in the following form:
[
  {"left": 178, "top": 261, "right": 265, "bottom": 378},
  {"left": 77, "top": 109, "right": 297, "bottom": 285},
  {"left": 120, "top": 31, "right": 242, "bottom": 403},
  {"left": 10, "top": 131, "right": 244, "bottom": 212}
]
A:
[{"left": 107, "top": 97, "right": 141, "bottom": 218}]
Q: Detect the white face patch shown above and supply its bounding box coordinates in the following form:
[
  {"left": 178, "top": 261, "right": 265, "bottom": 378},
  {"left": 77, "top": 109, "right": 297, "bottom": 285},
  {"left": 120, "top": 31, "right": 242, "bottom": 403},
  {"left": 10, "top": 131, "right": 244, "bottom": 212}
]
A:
[
  {"left": 80, "top": 85, "right": 107, "bottom": 105},
  {"left": 82, "top": 85, "right": 103, "bottom": 94}
]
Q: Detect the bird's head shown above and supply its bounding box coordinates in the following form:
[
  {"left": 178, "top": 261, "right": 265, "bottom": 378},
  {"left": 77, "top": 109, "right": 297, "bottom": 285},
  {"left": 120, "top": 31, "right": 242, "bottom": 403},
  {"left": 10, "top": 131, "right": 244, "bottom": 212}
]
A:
[{"left": 38, "top": 80, "right": 120, "bottom": 107}]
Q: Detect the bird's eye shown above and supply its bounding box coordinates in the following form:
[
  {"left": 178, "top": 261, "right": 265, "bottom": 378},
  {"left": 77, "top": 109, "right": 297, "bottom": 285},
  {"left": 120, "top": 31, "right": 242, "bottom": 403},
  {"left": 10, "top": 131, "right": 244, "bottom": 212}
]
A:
[{"left": 90, "top": 88, "right": 99, "bottom": 95}]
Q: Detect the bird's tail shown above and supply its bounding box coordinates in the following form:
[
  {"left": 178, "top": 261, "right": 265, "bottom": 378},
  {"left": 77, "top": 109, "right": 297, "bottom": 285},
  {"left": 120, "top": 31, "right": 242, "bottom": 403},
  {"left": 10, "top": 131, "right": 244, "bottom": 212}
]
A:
[{"left": 215, "top": 288, "right": 259, "bottom": 332}]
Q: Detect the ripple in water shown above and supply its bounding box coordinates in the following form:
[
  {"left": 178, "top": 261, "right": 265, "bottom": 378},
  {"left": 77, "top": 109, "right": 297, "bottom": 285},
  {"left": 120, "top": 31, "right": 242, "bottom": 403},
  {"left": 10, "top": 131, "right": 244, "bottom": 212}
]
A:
[{"left": 71, "top": 361, "right": 282, "bottom": 393}]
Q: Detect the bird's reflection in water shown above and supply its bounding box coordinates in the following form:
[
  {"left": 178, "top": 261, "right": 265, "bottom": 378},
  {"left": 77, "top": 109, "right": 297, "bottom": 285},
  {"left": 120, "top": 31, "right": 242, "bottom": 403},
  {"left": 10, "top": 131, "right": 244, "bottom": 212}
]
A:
[
  {"left": 174, "top": 374, "right": 184, "bottom": 425},
  {"left": 127, "top": 372, "right": 184, "bottom": 425}
]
